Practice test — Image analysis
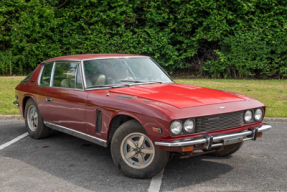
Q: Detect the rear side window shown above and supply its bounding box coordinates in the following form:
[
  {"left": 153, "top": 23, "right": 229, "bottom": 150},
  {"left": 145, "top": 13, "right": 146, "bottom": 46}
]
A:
[
  {"left": 22, "top": 71, "right": 34, "bottom": 83},
  {"left": 22, "top": 67, "right": 38, "bottom": 83},
  {"left": 40, "top": 64, "right": 53, "bottom": 86},
  {"left": 53, "top": 62, "right": 79, "bottom": 88}
]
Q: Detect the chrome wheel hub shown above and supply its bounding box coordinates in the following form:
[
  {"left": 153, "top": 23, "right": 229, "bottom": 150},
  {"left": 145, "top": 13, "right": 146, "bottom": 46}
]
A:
[
  {"left": 120, "top": 132, "right": 155, "bottom": 169},
  {"left": 27, "top": 105, "right": 38, "bottom": 131}
]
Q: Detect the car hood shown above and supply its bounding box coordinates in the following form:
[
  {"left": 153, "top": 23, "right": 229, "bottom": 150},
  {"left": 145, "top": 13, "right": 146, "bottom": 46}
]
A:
[{"left": 109, "top": 83, "right": 246, "bottom": 108}]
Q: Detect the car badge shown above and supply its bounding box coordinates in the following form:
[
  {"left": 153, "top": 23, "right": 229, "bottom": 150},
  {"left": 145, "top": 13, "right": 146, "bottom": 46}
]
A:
[
  {"left": 208, "top": 117, "right": 220, "bottom": 121},
  {"left": 218, "top": 106, "right": 226, "bottom": 109}
]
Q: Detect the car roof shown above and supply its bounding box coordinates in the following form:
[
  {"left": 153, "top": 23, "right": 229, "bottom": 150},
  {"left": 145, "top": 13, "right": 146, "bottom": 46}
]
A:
[{"left": 43, "top": 54, "right": 148, "bottom": 63}]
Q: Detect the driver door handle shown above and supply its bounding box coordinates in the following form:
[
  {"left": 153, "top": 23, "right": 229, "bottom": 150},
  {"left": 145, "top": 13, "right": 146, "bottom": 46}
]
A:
[{"left": 46, "top": 98, "right": 53, "bottom": 102}]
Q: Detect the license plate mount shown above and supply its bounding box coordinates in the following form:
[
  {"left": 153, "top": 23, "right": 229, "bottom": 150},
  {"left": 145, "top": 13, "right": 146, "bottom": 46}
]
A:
[{"left": 224, "top": 137, "right": 243, "bottom": 146}]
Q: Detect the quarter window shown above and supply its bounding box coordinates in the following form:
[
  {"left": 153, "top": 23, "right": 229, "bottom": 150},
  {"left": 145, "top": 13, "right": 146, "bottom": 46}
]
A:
[
  {"left": 53, "top": 62, "right": 79, "bottom": 88},
  {"left": 22, "top": 71, "right": 34, "bottom": 83},
  {"left": 40, "top": 64, "right": 53, "bottom": 86}
]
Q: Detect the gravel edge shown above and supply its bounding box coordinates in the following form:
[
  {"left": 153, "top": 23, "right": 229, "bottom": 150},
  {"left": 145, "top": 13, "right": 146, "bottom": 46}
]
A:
[
  {"left": 263, "top": 118, "right": 287, "bottom": 123},
  {"left": 0, "top": 115, "right": 24, "bottom": 121},
  {"left": 0, "top": 115, "right": 286, "bottom": 123}
]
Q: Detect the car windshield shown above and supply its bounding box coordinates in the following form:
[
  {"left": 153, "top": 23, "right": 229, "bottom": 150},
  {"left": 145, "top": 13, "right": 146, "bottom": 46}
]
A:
[{"left": 83, "top": 57, "right": 173, "bottom": 88}]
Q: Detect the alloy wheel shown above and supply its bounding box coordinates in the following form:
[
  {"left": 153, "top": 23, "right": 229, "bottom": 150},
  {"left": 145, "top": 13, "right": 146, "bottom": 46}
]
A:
[
  {"left": 120, "top": 132, "right": 155, "bottom": 169},
  {"left": 27, "top": 105, "right": 38, "bottom": 131}
]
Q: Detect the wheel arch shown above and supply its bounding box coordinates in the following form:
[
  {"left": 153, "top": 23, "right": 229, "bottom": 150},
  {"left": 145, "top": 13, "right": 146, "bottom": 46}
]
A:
[
  {"left": 108, "top": 113, "right": 143, "bottom": 144},
  {"left": 22, "top": 95, "right": 37, "bottom": 117}
]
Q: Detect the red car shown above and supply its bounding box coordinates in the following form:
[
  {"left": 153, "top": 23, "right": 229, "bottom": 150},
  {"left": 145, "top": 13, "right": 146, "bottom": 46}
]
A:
[{"left": 14, "top": 54, "right": 271, "bottom": 178}]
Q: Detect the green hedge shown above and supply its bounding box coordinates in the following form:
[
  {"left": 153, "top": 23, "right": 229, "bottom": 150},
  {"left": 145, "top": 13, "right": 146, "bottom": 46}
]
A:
[{"left": 1, "top": 0, "right": 287, "bottom": 78}]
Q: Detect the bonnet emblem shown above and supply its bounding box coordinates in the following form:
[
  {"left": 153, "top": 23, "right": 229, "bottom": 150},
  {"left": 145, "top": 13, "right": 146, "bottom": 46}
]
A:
[{"left": 208, "top": 117, "right": 220, "bottom": 121}]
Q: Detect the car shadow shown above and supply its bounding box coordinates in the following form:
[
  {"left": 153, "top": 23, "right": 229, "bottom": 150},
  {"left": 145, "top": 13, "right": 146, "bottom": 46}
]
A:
[
  {"left": 2, "top": 127, "right": 233, "bottom": 192},
  {"left": 2, "top": 131, "right": 152, "bottom": 192},
  {"left": 161, "top": 155, "right": 233, "bottom": 191}
]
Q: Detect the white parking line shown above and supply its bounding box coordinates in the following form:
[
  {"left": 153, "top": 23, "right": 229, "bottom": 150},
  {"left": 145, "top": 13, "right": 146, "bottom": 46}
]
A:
[
  {"left": 0, "top": 132, "right": 29, "bottom": 150},
  {"left": 148, "top": 169, "right": 164, "bottom": 192}
]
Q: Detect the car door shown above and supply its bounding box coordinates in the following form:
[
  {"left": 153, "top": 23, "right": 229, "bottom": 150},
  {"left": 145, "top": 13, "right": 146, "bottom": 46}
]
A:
[
  {"left": 45, "top": 61, "right": 88, "bottom": 133},
  {"left": 36, "top": 62, "right": 54, "bottom": 122}
]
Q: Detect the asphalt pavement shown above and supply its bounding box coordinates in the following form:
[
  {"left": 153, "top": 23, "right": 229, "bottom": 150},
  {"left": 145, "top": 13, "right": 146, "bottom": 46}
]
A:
[{"left": 0, "top": 120, "right": 286, "bottom": 192}]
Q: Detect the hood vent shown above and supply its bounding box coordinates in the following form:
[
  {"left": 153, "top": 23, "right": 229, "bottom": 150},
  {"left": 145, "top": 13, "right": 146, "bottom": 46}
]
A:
[{"left": 96, "top": 109, "right": 102, "bottom": 134}]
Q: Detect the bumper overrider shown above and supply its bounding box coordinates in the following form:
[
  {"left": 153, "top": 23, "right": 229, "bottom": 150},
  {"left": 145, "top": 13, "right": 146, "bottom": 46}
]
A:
[{"left": 155, "top": 124, "right": 272, "bottom": 150}]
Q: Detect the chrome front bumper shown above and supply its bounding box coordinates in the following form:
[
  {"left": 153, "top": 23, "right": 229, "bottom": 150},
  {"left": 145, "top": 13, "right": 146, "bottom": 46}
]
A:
[{"left": 155, "top": 124, "right": 272, "bottom": 150}]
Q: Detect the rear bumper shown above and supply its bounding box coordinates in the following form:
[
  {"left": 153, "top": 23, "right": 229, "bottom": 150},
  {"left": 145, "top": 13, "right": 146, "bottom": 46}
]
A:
[
  {"left": 13, "top": 101, "right": 20, "bottom": 106},
  {"left": 155, "top": 124, "right": 272, "bottom": 150}
]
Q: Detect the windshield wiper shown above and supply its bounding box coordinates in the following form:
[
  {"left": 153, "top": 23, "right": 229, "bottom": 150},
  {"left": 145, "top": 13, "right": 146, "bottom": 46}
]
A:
[
  {"left": 87, "top": 84, "right": 128, "bottom": 89},
  {"left": 121, "top": 80, "right": 162, "bottom": 84},
  {"left": 87, "top": 80, "right": 162, "bottom": 89}
]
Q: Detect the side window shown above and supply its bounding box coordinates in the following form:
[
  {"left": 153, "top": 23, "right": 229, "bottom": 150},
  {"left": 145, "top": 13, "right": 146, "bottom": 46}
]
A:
[
  {"left": 22, "top": 71, "right": 34, "bottom": 83},
  {"left": 76, "top": 64, "right": 83, "bottom": 89},
  {"left": 40, "top": 64, "right": 53, "bottom": 86},
  {"left": 53, "top": 62, "right": 78, "bottom": 88},
  {"left": 83, "top": 60, "right": 110, "bottom": 87}
]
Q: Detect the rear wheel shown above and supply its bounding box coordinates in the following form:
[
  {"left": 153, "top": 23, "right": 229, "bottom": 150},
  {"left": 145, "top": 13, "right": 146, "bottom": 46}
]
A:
[
  {"left": 111, "top": 120, "right": 169, "bottom": 179},
  {"left": 209, "top": 143, "right": 243, "bottom": 157},
  {"left": 25, "top": 98, "right": 51, "bottom": 139}
]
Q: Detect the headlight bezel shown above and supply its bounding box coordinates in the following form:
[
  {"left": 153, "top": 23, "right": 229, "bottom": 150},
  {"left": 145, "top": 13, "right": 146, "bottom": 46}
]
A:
[
  {"left": 254, "top": 108, "right": 264, "bottom": 122},
  {"left": 183, "top": 118, "right": 195, "bottom": 133},
  {"left": 244, "top": 110, "right": 253, "bottom": 123},
  {"left": 170, "top": 120, "right": 183, "bottom": 135},
  {"left": 244, "top": 108, "right": 265, "bottom": 124},
  {"left": 170, "top": 118, "right": 196, "bottom": 136}
]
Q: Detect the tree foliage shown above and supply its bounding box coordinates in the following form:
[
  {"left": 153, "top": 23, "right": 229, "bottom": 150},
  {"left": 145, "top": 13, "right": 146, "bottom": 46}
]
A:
[{"left": 1, "top": 0, "right": 287, "bottom": 78}]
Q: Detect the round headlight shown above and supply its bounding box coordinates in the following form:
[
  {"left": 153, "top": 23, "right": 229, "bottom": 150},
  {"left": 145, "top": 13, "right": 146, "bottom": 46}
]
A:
[
  {"left": 183, "top": 119, "right": 195, "bottom": 133},
  {"left": 170, "top": 121, "right": 182, "bottom": 135},
  {"left": 254, "top": 108, "right": 263, "bottom": 121},
  {"left": 244, "top": 110, "right": 253, "bottom": 122}
]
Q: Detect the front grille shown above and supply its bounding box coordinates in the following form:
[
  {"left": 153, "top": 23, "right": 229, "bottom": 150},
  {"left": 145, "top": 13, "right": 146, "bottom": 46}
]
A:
[{"left": 195, "top": 111, "right": 245, "bottom": 133}]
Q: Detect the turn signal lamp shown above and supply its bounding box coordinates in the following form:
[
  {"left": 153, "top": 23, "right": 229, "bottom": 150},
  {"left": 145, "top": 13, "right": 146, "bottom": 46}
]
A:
[{"left": 182, "top": 146, "right": 194, "bottom": 152}]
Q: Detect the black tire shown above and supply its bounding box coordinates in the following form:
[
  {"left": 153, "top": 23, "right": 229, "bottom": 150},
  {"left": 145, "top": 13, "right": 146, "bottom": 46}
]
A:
[
  {"left": 209, "top": 143, "right": 243, "bottom": 157},
  {"left": 24, "top": 98, "right": 51, "bottom": 139},
  {"left": 111, "top": 120, "right": 169, "bottom": 179}
]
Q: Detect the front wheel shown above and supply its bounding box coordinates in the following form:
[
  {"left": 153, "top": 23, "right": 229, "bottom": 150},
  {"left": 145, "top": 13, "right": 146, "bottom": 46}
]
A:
[
  {"left": 111, "top": 120, "right": 169, "bottom": 179},
  {"left": 25, "top": 98, "right": 51, "bottom": 139}
]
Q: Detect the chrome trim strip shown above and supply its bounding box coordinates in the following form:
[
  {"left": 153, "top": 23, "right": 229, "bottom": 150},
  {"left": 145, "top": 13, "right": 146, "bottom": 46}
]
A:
[
  {"left": 155, "top": 124, "right": 272, "bottom": 147},
  {"left": 84, "top": 82, "right": 173, "bottom": 91},
  {"left": 81, "top": 56, "right": 172, "bottom": 89},
  {"left": 79, "top": 60, "right": 85, "bottom": 90},
  {"left": 38, "top": 62, "right": 54, "bottom": 87},
  {"left": 82, "top": 57, "right": 151, "bottom": 89},
  {"left": 75, "top": 63, "right": 79, "bottom": 88},
  {"left": 50, "top": 62, "right": 56, "bottom": 87},
  {"left": 243, "top": 138, "right": 253, "bottom": 141},
  {"left": 211, "top": 143, "right": 223, "bottom": 147},
  {"left": 43, "top": 59, "right": 82, "bottom": 64},
  {"left": 150, "top": 57, "right": 174, "bottom": 83},
  {"left": 43, "top": 57, "right": 147, "bottom": 64},
  {"left": 49, "top": 86, "right": 85, "bottom": 91},
  {"left": 37, "top": 65, "right": 45, "bottom": 86},
  {"left": 85, "top": 87, "right": 115, "bottom": 91},
  {"left": 75, "top": 63, "right": 84, "bottom": 90},
  {"left": 81, "top": 60, "right": 87, "bottom": 89},
  {"left": 44, "top": 121, "right": 108, "bottom": 147},
  {"left": 48, "top": 61, "right": 84, "bottom": 91},
  {"left": 82, "top": 56, "right": 148, "bottom": 62}
]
